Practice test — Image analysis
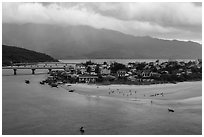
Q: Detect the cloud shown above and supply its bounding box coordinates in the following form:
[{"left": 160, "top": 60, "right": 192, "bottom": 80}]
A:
[
  {"left": 88, "top": 3, "right": 201, "bottom": 31},
  {"left": 2, "top": 2, "right": 202, "bottom": 42}
]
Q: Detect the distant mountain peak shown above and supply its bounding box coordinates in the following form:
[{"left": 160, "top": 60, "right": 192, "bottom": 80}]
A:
[{"left": 2, "top": 23, "right": 202, "bottom": 59}]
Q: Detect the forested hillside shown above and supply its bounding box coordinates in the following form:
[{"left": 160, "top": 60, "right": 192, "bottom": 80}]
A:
[{"left": 2, "top": 45, "right": 58, "bottom": 66}]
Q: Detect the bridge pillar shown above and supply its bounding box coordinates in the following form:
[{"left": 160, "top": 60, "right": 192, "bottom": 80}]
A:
[
  {"left": 32, "top": 69, "right": 36, "bottom": 75},
  {"left": 48, "top": 69, "right": 52, "bottom": 73},
  {"left": 13, "top": 69, "right": 17, "bottom": 75}
]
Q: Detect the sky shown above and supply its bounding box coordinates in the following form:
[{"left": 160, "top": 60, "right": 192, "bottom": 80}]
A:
[{"left": 2, "top": 2, "right": 202, "bottom": 43}]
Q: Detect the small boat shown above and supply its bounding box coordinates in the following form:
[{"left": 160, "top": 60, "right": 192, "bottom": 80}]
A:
[
  {"left": 69, "top": 89, "right": 75, "bottom": 92},
  {"left": 57, "top": 82, "right": 63, "bottom": 85},
  {"left": 40, "top": 81, "right": 45, "bottom": 85},
  {"left": 168, "top": 108, "right": 175, "bottom": 112},
  {"left": 50, "top": 83, "right": 58, "bottom": 87},
  {"left": 80, "top": 126, "right": 85, "bottom": 133},
  {"left": 25, "top": 80, "right": 30, "bottom": 84}
]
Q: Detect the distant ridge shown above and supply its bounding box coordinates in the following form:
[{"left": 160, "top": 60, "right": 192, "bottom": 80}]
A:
[
  {"left": 2, "top": 23, "right": 202, "bottom": 59},
  {"left": 2, "top": 45, "right": 58, "bottom": 66}
]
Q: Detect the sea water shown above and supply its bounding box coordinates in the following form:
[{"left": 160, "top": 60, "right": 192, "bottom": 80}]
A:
[
  {"left": 60, "top": 59, "right": 196, "bottom": 64},
  {"left": 2, "top": 67, "right": 201, "bottom": 135}
]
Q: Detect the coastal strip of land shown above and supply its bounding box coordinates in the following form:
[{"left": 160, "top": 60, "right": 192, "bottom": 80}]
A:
[{"left": 61, "top": 81, "right": 201, "bottom": 106}]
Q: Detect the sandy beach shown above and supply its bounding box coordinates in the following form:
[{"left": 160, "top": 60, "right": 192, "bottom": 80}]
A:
[
  {"left": 63, "top": 81, "right": 201, "bottom": 104},
  {"left": 2, "top": 71, "right": 202, "bottom": 135}
]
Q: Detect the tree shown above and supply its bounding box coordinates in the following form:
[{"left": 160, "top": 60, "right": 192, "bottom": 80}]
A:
[
  {"left": 87, "top": 66, "right": 92, "bottom": 74},
  {"left": 156, "top": 59, "right": 159, "bottom": 63},
  {"left": 95, "top": 65, "right": 100, "bottom": 75},
  {"left": 97, "top": 74, "right": 103, "bottom": 82},
  {"left": 84, "top": 60, "right": 95, "bottom": 66},
  {"left": 136, "top": 62, "right": 146, "bottom": 70},
  {"left": 103, "top": 61, "right": 107, "bottom": 65},
  {"left": 110, "top": 62, "right": 127, "bottom": 74}
]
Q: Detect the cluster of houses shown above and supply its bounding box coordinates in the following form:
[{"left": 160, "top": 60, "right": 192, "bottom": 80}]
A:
[
  {"left": 48, "top": 59, "right": 202, "bottom": 84},
  {"left": 59, "top": 62, "right": 112, "bottom": 83}
]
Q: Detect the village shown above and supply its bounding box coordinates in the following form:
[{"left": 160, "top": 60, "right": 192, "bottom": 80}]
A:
[{"left": 42, "top": 59, "right": 202, "bottom": 87}]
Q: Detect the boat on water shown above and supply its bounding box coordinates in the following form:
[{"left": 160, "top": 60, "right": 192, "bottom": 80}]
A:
[
  {"left": 25, "top": 80, "right": 30, "bottom": 84},
  {"left": 80, "top": 126, "right": 85, "bottom": 134},
  {"left": 40, "top": 81, "right": 45, "bottom": 85},
  {"left": 50, "top": 83, "right": 58, "bottom": 88},
  {"left": 69, "top": 89, "right": 75, "bottom": 92}
]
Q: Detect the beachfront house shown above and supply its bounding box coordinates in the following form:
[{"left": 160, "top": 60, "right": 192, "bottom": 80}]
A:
[
  {"left": 186, "top": 69, "right": 192, "bottom": 75},
  {"left": 89, "top": 65, "right": 97, "bottom": 72},
  {"left": 117, "top": 69, "right": 127, "bottom": 77},
  {"left": 141, "top": 71, "right": 152, "bottom": 78},
  {"left": 64, "top": 65, "right": 75, "bottom": 74},
  {"left": 78, "top": 74, "right": 98, "bottom": 83},
  {"left": 100, "top": 65, "right": 111, "bottom": 75},
  {"left": 141, "top": 71, "right": 161, "bottom": 78},
  {"left": 155, "top": 65, "right": 161, "bottom": 70},
  {"left": 76, "top": 63, "right": 85, "bottom": 69},
  {"left": 127, "top": 76, "right": 137, "bottom": 81},
  {"left": 75, "top": 64, "right": 86, "bottom": 74}
]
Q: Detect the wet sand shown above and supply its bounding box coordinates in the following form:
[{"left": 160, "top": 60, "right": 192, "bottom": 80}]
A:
[
  {"left": 63, "top": 81, "right": 201, "bottom": 103},
  {"left": 2, "top": 71, "right": 202, "bottom": 135}
]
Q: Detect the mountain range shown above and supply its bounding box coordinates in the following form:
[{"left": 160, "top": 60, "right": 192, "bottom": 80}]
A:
[{"left": 2, "top": 23, "right": 202, "bottom": 59}]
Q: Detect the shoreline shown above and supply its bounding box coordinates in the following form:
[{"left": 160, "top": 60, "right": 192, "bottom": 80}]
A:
[
  {"left": 2, "top": 71, "right": 202, "bottom": 135},
  {"left": 62, "top": 81, "right": 201, "bottom": 102},
  {"left": 64, "top": 80, "right": 201, "bottom": 89},
  {"left": 2, "top": 71, "right": 202, "bottom": 103}
]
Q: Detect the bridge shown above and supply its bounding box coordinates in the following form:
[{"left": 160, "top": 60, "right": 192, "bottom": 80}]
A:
[
  {"left": 2, "top": 63, "right": 77, "bottom": 75},
  {"left": 13, "top": 62, "right": 77, "bottom": 66}
]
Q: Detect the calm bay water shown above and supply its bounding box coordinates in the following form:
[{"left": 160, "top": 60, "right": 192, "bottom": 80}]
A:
[
  {"left": 60, "top": 59, "right": 196, "bottom": 64},
  {"left": 2, "top": 68, "right": 202, "bottom": 135}
]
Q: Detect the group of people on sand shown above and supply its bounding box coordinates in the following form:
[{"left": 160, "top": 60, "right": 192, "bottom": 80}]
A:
[
  {"left": 107, "top": 88, "right": 139, "bottom": 97},
  {"left": 150, "top": 92, "right": 164, "bottom": 97},
  {"left": 107, "top": 87, "right": 165, "bottom": 98}
]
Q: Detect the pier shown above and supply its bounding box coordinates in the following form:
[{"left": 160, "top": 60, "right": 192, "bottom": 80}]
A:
[{"left": 2, "top": 63, "right": 77, "bottom": 75}]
